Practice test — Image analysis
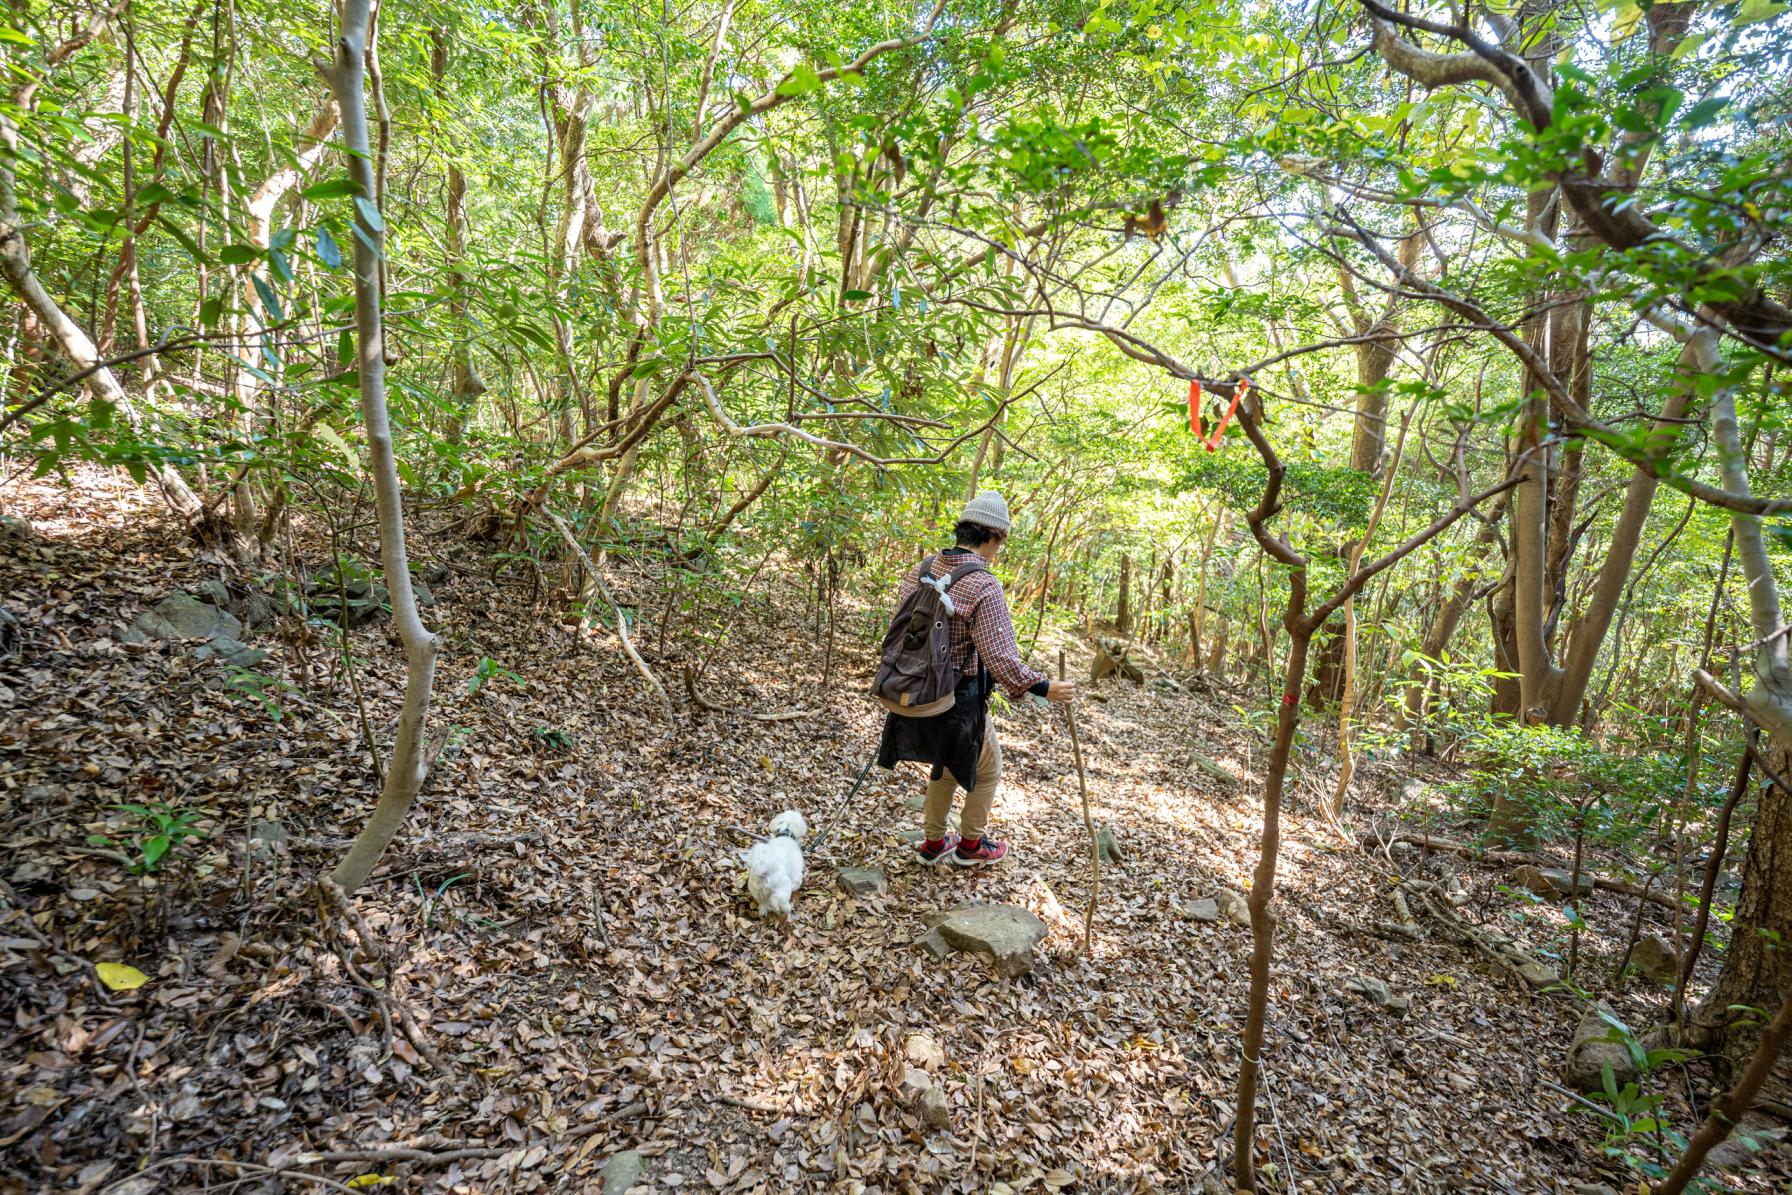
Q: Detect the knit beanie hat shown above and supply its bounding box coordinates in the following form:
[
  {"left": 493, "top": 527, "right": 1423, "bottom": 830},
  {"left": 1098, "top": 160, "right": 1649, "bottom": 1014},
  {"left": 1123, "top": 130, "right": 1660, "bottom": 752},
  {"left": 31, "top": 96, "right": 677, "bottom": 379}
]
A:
[{"left": 960, "top": 490, "right": 1011, "bottom": 533}]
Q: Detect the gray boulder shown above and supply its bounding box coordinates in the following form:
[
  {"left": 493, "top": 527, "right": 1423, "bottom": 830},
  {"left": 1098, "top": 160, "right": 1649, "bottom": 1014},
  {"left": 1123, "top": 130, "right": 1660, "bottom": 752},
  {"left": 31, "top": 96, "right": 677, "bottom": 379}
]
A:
[
  {"left": 1215, "top": 888, "right": 1252, "bottom": 928},
  {"left": 1565, "top": 1003, "right": 1639, "bottom": 1093},
  {"left": 1344, "top": 974, "right": 1410, "bottom": 1013},
  {"left": 193, "top": 636, "right": 268, "bottom": 668},
  {"left": 1181, "top": 897, "right": 1219, "bottom": 923},
  {"left": 602, "top": 1149, "right": 644, "bottom": 1194},
  {"left": 918, "top": 1083, "right": 949, "bottom": 1129},
  {"left": 922, "top": 903, "right": 1048, "bottom": 978},
  {"left": 1631, "top": 935, "right": 1681, "bottom": 985},
  {"left": 1517, "top": 959, "right": 1561, "bottom": 988},
  {"left": 122, "top": 592, "right": 243, "bottom": 645},
  {"left": 1094, "top": 826, "right": 1123, "bottom": 865},
  {"left": 837, "top": 867, "right": 887, "bottom": 897}
]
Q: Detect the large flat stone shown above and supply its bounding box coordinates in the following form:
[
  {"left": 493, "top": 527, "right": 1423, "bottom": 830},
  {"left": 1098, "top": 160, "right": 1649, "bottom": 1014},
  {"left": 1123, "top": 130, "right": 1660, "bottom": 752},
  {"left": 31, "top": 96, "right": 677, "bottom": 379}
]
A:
[
  {"left": 923, "top": 903, "right": 1048, "bottom": 978},
  {"left": 837, "top": 867, "right": 887, "bottom": 896},
  {"left": 1511, "top": 864, "right": 1593, "bottom": 898},
  {"left": 122, "top": 592, "right": 243, "bottom": 644}
]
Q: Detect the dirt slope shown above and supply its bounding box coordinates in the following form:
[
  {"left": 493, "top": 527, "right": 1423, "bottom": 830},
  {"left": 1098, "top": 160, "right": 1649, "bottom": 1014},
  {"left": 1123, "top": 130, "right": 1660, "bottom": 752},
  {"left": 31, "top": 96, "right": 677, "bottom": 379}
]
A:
[{"left": 1, "top": 470, "right": 1785, "bottom": 1193}]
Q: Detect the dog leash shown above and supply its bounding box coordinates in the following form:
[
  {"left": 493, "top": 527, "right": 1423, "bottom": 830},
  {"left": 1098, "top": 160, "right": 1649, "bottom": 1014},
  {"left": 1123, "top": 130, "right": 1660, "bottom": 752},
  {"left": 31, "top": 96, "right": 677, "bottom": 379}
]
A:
[{"left": 809, "top": 750, "right": 877, "bottom": 856}]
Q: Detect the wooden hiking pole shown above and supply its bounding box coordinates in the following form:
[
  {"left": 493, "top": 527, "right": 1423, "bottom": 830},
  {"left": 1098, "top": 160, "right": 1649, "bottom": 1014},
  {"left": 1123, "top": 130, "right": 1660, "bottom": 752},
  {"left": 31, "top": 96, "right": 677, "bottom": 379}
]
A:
[{"left": 1060, "top": 648, "right": 1098, "bottom": 955}]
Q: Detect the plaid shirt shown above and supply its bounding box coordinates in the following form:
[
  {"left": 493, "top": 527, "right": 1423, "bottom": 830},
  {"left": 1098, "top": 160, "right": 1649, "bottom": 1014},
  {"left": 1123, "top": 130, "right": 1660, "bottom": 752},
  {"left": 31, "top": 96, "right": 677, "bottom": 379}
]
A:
[{"left": 897, "top": 549, "right": 1048, "bottom": 699}]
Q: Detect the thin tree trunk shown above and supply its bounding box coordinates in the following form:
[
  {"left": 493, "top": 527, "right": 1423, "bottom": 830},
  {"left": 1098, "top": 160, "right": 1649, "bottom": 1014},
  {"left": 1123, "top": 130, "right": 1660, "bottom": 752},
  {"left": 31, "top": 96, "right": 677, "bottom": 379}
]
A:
[
  {"left": 325, "top": 0, "right": 442, "bottom": 894},
  {"left": 1116, "top": 552, "right": 1132, "bottom": 633},
  {"left": 1550, "top": 331, "right": 1702, "bottom": 721},
  {"left": 432, "top": 27, "right": 485, "bottom": 445},
  {"left": 1691, "top": 329, "right": 1792, "bottom": 1074},
  {"left": 1330, "top": 410, "right": 1411, "bottom": 818}
]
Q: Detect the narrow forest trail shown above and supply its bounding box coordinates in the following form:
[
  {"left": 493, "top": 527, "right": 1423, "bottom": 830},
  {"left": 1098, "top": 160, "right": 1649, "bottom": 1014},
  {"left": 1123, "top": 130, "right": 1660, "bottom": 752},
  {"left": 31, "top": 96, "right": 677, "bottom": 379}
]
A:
[{"left": 1, "top": 470, "right": 1783, "bottom": 1194}]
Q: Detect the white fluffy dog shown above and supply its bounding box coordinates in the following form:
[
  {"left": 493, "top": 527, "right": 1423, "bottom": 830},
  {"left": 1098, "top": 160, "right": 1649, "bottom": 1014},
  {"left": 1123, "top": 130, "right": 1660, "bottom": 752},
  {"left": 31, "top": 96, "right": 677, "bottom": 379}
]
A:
[{"left": 743, "top": 810, "right": 808, "bottom": 924}]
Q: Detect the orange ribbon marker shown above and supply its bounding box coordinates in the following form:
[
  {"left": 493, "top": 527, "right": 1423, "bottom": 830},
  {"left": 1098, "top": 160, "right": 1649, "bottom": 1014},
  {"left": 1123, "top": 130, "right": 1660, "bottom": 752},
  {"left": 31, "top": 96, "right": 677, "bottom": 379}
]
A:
[{"left": 1190, "top": 376, "right": 1249, "bottom": 452}]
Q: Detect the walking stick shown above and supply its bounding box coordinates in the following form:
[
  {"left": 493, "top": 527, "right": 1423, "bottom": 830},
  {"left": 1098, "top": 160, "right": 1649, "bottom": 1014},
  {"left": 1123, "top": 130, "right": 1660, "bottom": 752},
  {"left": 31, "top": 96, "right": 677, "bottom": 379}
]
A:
[{"left": 1060, "top": 648, "right": 1098, "bottom": 955}]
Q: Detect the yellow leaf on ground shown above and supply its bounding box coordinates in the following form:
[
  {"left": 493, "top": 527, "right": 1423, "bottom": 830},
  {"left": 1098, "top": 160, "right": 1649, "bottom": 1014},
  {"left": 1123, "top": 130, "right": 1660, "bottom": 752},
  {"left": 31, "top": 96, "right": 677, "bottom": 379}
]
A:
[
  {"left": 95, "top": 962, "right": 149, "bottom": 991},
  {"left": 345, "top": 1176, "right": 394, "bottom": 1190}
]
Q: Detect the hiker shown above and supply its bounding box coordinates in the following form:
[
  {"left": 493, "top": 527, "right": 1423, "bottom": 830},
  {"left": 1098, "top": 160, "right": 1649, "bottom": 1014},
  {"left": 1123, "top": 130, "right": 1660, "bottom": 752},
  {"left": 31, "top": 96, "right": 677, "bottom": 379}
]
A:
[{"left": 873, "top": 491, "right": 1074, "bottom": 867}]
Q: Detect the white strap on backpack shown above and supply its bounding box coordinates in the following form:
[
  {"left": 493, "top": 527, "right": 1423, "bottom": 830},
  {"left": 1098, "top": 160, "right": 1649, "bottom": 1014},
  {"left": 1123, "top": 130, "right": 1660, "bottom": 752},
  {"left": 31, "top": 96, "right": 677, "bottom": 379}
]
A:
[{"left": 920, "top": 572, "right": 959, "bottom": 616}]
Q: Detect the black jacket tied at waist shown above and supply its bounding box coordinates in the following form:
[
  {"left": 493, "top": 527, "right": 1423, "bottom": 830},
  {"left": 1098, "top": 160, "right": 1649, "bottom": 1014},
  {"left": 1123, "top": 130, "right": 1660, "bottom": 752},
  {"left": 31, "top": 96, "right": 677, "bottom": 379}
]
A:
[{"left": 876, "top": 672, "right": 988, "bottom": 791}]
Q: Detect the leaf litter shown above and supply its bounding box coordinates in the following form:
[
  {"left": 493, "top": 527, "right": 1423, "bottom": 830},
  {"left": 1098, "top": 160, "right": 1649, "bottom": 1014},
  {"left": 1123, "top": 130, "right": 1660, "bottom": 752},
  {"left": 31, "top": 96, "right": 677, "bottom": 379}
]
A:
[{"left": 0, "top": 467, "right": 1787, "bottom": 1193}]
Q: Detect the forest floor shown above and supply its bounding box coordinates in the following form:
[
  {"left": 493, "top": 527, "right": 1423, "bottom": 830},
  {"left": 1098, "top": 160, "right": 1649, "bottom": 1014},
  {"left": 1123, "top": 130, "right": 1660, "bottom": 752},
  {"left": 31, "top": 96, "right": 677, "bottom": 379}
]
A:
[{"left": 2, "top": 468, "right": 1789, "bottom": 1195}]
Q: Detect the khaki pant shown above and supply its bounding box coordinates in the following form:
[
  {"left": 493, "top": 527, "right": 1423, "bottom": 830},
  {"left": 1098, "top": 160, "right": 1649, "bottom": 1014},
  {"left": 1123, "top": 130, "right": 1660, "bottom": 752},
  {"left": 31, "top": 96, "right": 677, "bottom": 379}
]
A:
[{"left": 923, "top": 715, "right": 1001, "bottom": 841}]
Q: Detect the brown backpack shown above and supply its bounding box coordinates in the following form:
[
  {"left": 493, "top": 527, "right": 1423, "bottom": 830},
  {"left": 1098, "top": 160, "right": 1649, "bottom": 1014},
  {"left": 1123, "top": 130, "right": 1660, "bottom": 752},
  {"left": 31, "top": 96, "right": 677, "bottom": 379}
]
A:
[{"left": 872, "top": 554, "right": 988, "bottom": 716}]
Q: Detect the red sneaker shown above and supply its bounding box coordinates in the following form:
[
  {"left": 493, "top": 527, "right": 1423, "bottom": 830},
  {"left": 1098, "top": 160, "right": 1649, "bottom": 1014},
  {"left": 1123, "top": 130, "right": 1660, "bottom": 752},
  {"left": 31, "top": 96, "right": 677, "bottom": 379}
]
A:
[
  {"left": 915, "top": 833, "right": 960, "bottom": 866},
  {"left": 952, "top": 836, "right": 1008, "bottom": 866}
]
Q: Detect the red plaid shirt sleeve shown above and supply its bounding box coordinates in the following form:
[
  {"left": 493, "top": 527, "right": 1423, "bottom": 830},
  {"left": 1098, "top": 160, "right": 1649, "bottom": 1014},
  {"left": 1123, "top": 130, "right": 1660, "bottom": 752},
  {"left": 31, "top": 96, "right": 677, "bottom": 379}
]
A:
[{"left": 962, "top": 573, "right": 1047, "bottom": 698}]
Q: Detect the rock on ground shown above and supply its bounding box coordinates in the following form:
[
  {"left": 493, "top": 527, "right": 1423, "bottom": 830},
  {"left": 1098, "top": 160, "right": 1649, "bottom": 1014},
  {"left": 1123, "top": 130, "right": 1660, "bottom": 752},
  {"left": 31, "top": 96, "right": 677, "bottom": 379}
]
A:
[
  {"left": 1215, "top": 888, "right": 1251, "bottom": 928},
  {"left": 1094, "top": 825, "right": 1122, "bottom": 865},
  {"left": 1511, "top": 864, "right": 1594, "bottom": 898},
  {"left": 1630, "top": 934, "right": 1680, "bottom": 985},
  {"left": 918, "top": 1083, "right": 950, "bottom": 1129},
  {"left": 1564, "top": 1003, "right": 1639, "bottom": 1093},
  {"left": 904, "top": 1033, "right": 945, "bottom": 1071},
  {"left": 1345, "top": 975, "right": 1391, "bottom": 1005},
  {"left": 837, "top": 867, "right": 887, "bottom": 896},
  {"left": 921, "top": 903, "right": 1048, "bottom": 978},
  {"left": 602, "top": 1148, "right": 644, "bottom": 1194},
  {"left": 1180, "top": 897, "right": 1219, "bottom": 923},
  {"left": 122, "top": 592, "right": 243, "bottom": 645}
]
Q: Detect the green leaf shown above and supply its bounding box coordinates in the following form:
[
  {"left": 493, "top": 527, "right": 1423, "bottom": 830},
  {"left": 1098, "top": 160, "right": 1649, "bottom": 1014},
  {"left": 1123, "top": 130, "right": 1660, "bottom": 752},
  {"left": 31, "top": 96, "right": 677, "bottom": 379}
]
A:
[
  {"left": 251, "top": 275, "right": 285, "bottom": 324},
  {"left": 1680, "top": 96, "right": 1728, "bottom": 130},
  {"left": 141, "top": 835, "right": 170, "bottom": 869},
  {"left": 302, "top": 177, "right": 363, "bottom": 201},
  {"left": 841, "top": 289, "right": 874, "bottom": 302},
  {"left": 316, "top": 226, "right": 343, "bottom": 269},
  {"left": 775, "top": 64, "right": 822, "bottom": 97},
  {"left": 199, "top": 296, "right": 224, "bottom": 328},
  {"left": 218, "top": 244, "right": 260, "bottom": 266},
  {"left": 1736, "top": 0, "right": 1789, "bottom": 25},
  {"left": 353, "top": 196, "right": 385, "bottom": 232}
]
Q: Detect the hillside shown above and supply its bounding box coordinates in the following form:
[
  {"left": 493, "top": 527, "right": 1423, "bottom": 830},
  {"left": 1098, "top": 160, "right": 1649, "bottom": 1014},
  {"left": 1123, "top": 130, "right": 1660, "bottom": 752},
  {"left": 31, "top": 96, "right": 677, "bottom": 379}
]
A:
[{"left": 3, "top": 471, "right": 1785, "bottom": 1193}]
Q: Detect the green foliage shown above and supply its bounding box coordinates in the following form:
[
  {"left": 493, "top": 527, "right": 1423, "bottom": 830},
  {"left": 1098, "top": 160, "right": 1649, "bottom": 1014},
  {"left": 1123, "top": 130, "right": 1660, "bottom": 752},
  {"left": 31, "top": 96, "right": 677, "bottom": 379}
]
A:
[
  {"left": 532, "top": 726, "right": 573, "bottom": 752},
  {"left": 468, "top": 657, "right": 523, "bottom": 696},
  {"left": 87, "top": 803, "right": 208, "bottom": 876},
  {"left": 1570, "top": 1007, "right": 1700, "bottom": 1187},
  {"left": 1446, "top": 723, "right": 1680, "bottom": 851}
]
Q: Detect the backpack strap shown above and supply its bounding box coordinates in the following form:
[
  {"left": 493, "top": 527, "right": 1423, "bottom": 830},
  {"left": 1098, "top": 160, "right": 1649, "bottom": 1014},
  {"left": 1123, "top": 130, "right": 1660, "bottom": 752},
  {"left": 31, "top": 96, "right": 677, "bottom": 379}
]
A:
[{"left": 944, "top": 558, "right": 988, "bottom": 586}]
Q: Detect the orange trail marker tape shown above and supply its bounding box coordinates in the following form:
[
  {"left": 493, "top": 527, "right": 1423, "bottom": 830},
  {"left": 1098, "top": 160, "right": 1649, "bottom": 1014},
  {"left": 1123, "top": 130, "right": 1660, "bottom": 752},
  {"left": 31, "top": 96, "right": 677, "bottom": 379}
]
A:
[{"left": 1191, "top": 376, "right": 1249, "bottom": 452}]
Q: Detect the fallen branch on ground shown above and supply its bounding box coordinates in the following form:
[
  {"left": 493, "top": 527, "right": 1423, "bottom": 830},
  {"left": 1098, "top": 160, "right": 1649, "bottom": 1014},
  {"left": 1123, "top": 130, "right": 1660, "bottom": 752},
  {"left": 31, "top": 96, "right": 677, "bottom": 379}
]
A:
[
  {"left": 1364, "top": 830, "right": 1681, "bottom": 910},
  {"left": 682, "top": 664, "right": 816, "bottom": 721},
  {"left": 545, "top": 509, "right": 671, "bottom": 714}
]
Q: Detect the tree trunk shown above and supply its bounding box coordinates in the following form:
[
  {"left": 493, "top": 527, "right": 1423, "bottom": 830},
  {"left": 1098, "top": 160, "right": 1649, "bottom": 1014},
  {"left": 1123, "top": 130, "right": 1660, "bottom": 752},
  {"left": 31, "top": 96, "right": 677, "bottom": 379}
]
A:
[
  {"left": 1549, "top": 329, "right": 1702, "bottom": 722},
  {"left": 1692, "top": 332, "right": 1792, "bottom": 1075},
  {"left": 432, "top": 27, "right": 485, "bottom": 445},
  {"left": 326, "top": 0, "right": 443, "bottom": 893},
  {"left": 1116, "top": 552, "right": 1132, "bottom": 633},
  {"left": 0, "top": 120, "right": 209, "bottom": 528}
]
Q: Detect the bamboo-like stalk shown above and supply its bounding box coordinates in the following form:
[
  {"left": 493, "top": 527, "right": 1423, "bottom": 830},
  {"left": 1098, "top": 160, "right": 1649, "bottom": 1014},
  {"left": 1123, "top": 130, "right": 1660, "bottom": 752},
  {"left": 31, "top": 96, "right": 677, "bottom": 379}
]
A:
[
  {"left": 325, "top": 0, "right": 442, "bottom": 893},
  {"left": 1060, "top": 648, "right": 1097, "bottom": 955}
]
